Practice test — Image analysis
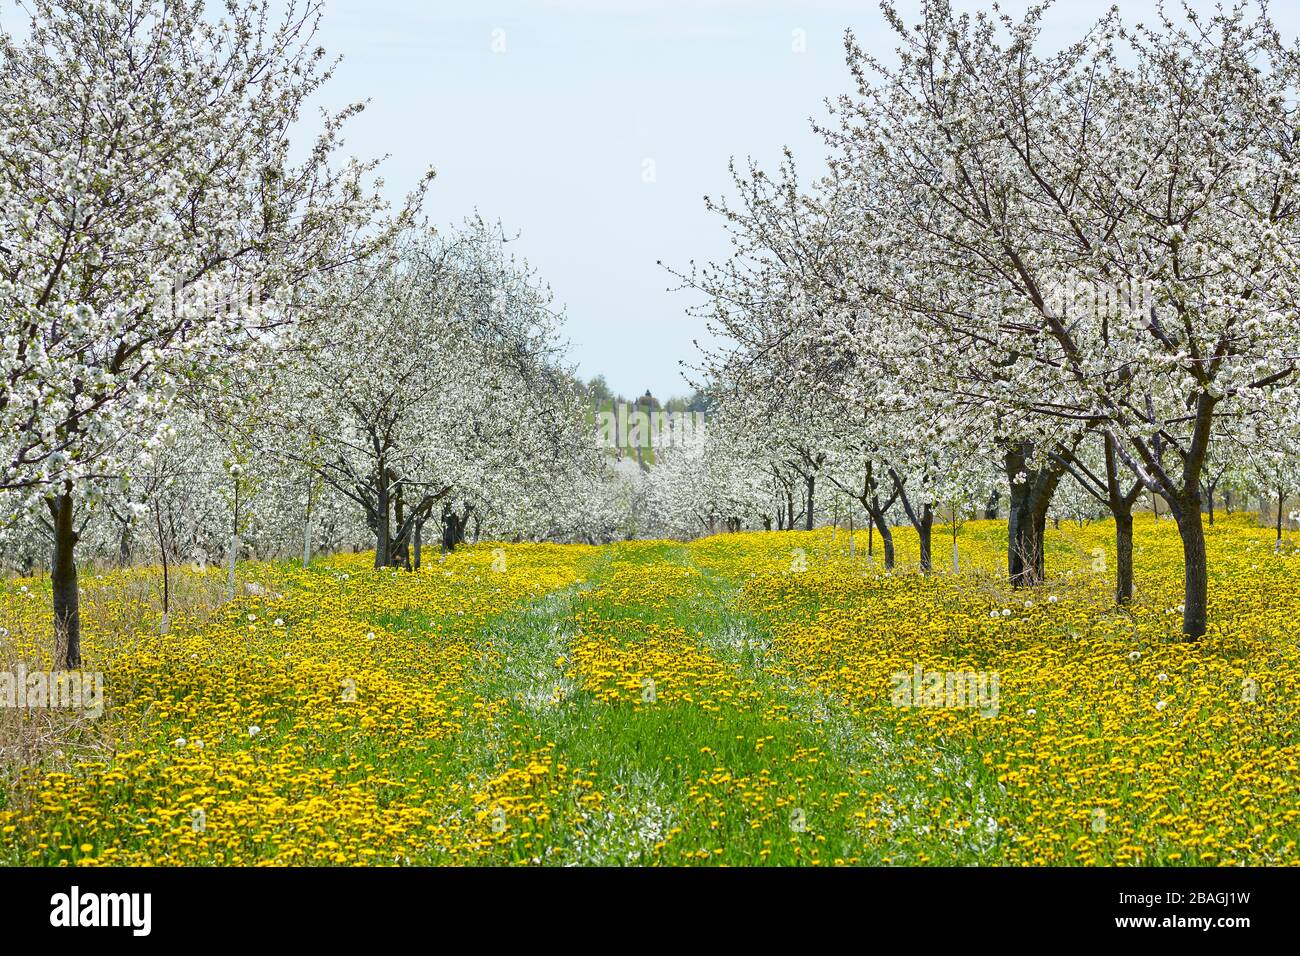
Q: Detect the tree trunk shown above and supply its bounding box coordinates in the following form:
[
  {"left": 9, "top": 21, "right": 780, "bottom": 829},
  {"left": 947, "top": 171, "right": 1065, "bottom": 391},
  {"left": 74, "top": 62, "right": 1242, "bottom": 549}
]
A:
[
  {"left": 1114, "top": 507, "right": 1134, "bottom": 605},
  {"left": 1007, "top": 496, "right": 1050, "bottom": 586},
  {"left": 1097, "top": 434, "right": 1143, "bottom": 605},
  {"left": 1004, "top": 442, "right": 1062, "bottom": 587},
  {"left": 984, "top": 490, "right": 1000, "bottom": 520},
  {"left": 951, "top": 507, "right": 960, "bottom": 573},
  {"left": 226, "top": 483, "right": 239, "bottom": 597},
  {"left": 1032, "top": 504, "right": 1048, "bottom": 580},
  {"left": 154, "top": 500, "right": 170, "bottom": 627},
  {"left": 1007, "top": 497, "right": 1023, "bottom": 581},
  {"left": 392, "top": 483, "right": 411, "bottom": 569},
  {"left": 1175, "top": 504, "right": 1208, "bottom": 641},
  {"left": 873, "top": 512, "right": 894, "bottom": 569},
  {"left": 413, "top": 518, "right": 424, "bottom": 571},
  {"left": 917, "top": 504, "right": 933, "bottom": 574},
  {"left": 226, "top": 530, "right": 238, "bottom": 596},
  {"left": 1006, "top": 487, "right": 1032, "bottom": 585},
  {"left": 804, "top": 475, "right": 815, "bottom": 531},
  {"left": 374, "top": 469, "right": 390, "bottom": 569},
  {"left": 1276, "top": 488, "right": 1284, "bottom": 550},
  {"left": 441, "top": 504, "right": 466, "bottom": 554},
  {"left": 49, "top": 490, "right": 81, "bottom": 669},
  {"left": 302, "top": 478, "right": 314, "bottom": 568}
]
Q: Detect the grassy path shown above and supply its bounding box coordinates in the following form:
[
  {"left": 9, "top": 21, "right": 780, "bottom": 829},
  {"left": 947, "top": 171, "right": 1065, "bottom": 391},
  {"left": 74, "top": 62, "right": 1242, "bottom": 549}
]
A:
[{"left": 452, "top": 540, "right": 997, "bottom": 865}]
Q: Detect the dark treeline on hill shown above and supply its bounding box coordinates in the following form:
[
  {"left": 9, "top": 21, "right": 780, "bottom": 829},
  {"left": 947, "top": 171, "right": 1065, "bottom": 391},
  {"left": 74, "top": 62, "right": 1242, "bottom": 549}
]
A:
[{"left": 584, "top": 376, "right": 714, "bottom": 415}]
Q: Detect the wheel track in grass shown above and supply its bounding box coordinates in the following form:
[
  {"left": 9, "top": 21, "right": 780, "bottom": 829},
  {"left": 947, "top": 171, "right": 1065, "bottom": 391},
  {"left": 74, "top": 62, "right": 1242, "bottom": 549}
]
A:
[{"left": 682, "top": 542, "right": 1007, "bottom": 865}]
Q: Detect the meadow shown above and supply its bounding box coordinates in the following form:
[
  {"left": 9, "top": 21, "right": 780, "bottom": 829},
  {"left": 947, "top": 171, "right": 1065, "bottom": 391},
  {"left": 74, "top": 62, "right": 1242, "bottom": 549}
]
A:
[{"left": 1, "top": 514, "right": 1297, "bottom": 866}]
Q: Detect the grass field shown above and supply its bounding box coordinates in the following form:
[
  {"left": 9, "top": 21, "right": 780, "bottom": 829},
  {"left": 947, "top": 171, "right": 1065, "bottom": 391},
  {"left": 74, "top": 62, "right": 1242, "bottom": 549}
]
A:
[{"left": 2, "top": 513, "right": 1298, "bottom": 866}]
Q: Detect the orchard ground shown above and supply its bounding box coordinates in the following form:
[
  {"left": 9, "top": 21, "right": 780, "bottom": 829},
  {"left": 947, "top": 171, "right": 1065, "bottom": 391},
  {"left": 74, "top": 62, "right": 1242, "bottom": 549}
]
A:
[{"left": 1, "top": 514, "right": 1297, "bottom": 866}]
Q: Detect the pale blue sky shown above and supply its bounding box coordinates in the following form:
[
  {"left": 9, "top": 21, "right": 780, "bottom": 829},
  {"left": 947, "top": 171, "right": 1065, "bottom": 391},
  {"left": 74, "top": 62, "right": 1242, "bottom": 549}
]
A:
[{"left": 310, "top": 0, "right": 878, "bottom": 398}]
